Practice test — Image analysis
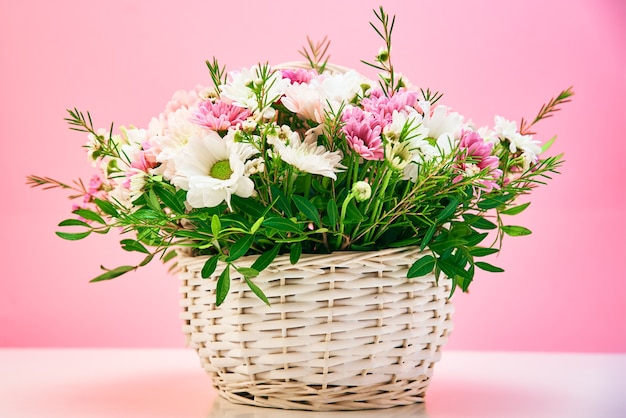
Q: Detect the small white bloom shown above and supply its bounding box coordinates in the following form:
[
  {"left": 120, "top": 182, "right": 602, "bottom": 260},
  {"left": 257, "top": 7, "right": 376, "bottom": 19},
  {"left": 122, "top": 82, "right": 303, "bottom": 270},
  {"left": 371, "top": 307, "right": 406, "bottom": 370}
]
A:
[
  {"left": 241, "top": 119, "right": 257, "bottom": 133},
  {"left": 268, "top": 126, "right": 345, "bottom": 179},
  {"left": 245, "top": 157, "right": 265, "bottom": 175}
]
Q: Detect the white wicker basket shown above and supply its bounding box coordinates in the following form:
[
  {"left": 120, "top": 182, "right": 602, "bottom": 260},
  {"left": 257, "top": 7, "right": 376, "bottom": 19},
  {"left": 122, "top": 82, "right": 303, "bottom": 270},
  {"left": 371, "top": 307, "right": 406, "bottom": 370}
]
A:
[{"left": 178, "top": 246, "right": 454, "bottom": 411}]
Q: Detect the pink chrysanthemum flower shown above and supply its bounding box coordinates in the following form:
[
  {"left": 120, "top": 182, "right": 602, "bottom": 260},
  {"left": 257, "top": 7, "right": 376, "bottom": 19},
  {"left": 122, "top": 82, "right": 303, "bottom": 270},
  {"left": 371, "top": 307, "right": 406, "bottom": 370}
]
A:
[
  {"left": 280, "top": 68, "right": 316, "bottom": 84},
  {"left": 341, "top": 106, "right": 384, "bottom": 160},
  {"left": 454, "top": 130, "right": 503, "bottom": 192},
  {"left": 190, "top": 99, "right": 252, "bottom": 132},
  {"left": 361, "top": 88, "right": 419, "bottom": 125},
  {"left": 163, "top": 86, "right": 204, "bottom": 118}
]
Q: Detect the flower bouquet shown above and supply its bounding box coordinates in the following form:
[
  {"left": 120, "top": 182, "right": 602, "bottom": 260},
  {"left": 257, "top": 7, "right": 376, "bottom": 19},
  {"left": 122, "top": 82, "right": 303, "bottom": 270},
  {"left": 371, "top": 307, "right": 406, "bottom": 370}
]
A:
[{"left": 28, "top": 7, "right": 571, "bottom": 411}]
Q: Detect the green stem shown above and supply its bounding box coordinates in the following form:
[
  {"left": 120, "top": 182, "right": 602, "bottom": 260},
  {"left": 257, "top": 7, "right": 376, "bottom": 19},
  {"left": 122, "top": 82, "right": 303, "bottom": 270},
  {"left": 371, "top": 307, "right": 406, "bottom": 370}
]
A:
[
  {"left": 303, "top": 173, "right": 312, "bottom": 199},
  {"left": 336, "top": 192, "right": 355, "bottom": 248},
  {"left": 363, "top": 169, "right": 393, "bottom": 243}
]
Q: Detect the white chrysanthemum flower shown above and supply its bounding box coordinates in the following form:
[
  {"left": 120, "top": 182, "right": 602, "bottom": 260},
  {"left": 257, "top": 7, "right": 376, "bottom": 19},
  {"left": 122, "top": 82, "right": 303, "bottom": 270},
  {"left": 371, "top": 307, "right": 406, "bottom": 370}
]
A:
[
  {"left": 419, "top": 100, "right": 464, "bottom": 154},
  {"left": 127, "top": 169, "right": 148, "bottom": 202},
  {"left": 172, "top": 131, "right": 259, "bottom": 209},
  {"left": 282, "top": 81, "right": 325, "bottom": 123},
  {"left": 267, "top": 126, "right": 345, "bottom": 179},
  {"left": 492, "top": 116, "right": 542, "bottom": 167},
  {"left": 383, "top": 110, "right": 429, "bottom": 144},
  {"left": 385, "top": 141, "right": 413, "bottom": 171},
  {"left": 282, "top": 70, "right": 370, "bottom": 123},
  {"left": 119, "top": 126, "right": 148, "bottom": 163},
  {"left": 493, "top": 115, "right": 519, "bottom": 141},
  {"left": 150, "top": 107, "right": 207, "bottom": 180},
  {"left": 509, "top": 133, "right": 542, "bottom": 169},
  {"left": 220, "top": 66, "right": 290, "bottom": 114},
  {"left": 319, "top": 70, "right": 365, "bottom": 104},
  {"left": 108, "top": 181, "right": 132, "bottom": 209},
  {"left": 477, "top": 125, "right": 499, "bottom": 145}
]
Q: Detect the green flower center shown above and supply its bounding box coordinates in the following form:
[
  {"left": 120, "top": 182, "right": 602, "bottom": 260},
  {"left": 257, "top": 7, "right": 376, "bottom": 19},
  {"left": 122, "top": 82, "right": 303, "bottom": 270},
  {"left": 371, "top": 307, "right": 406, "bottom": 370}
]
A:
[{"left": 210, "top": 160, "right": 233, "bottom": 180}]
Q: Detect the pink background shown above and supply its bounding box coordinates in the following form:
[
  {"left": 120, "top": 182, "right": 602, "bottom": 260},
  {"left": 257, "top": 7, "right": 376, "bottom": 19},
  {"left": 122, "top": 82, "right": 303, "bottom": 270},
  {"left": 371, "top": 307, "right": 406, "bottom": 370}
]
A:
[{"left": 1, "top": 0, "right": 624, "bottom": 352}]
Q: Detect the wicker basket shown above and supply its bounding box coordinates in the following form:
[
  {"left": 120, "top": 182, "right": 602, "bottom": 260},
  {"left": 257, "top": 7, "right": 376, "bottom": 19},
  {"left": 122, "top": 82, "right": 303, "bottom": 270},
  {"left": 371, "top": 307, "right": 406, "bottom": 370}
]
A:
[{"left": 178, "top": 246, "right": 453, "bottom": 411}]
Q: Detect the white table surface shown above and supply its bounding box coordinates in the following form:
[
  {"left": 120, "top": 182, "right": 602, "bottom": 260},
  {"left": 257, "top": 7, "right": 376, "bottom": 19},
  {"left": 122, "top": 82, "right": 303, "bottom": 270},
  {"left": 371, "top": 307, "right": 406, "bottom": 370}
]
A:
[{"left": 0, "top": 348, "right": 623, "bottom": 418}]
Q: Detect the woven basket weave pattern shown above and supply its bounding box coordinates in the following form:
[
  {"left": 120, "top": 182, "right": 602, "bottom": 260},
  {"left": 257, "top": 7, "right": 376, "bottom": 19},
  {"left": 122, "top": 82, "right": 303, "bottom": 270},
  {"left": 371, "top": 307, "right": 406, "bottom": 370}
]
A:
[{"left": 179, "top": 247, "right": 453, "bottom": 411}]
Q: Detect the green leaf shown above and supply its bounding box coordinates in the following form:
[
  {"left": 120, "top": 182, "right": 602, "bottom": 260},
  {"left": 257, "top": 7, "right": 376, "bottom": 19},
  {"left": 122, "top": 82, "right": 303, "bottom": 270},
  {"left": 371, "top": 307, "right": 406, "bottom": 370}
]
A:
[
  {"left": 153, "top": 184, "right": 185, "bottom": 214},
  {"left": 477, "top": 194, "right": 509, "bottom": 210},
  {"left": 327, "top": 199, "right": 338, "bottom": 228},
  {"left": 469, "top": 247, "right": 500, "bottom": 257},
  {"left": 211, "top": 215, "right": 221, "bottom": 238},
  {"left": 274, "top": 236, "right": 309, "bottom": 243},
  {"left": 500, "top": 202, "right": 531, "bottom": 216},
  {"left": 292, "top": 195, "right": 321, "bottom": 227},
  {"left": 407, "top": 255, "right": 435, "bottom": 278},
  {"left": 72, "top": 208, "right": 106, "bottom": 224},
  {"left": 464, "top": 232, "right": 489, "bottom": 246},
  {"left": 475, "top": 261, "right": 505, "bottom": 272},
  {"left": 437, "top": 198, "right": 459, "bottom": 222},
  {"left": 94, "top": 198, "right": 118, "bottom": 217},
  {"left": 90, "top": 265, "right": 135, "bottom": 282},
  {"left": 251, "top": 245, "right": 281, "bottom": 272},
  {"left": 263, "top": 217, "right": 302, "bottom": 233},
  {"left": 58, "top": 219, "right": 90, "bottom": 228},
  {"left": 138, "top": 254, "right": 154, "bottom": 267},
  {"left": 236, "top": 267, "right": 259, "bottom": 278},
  {"left": 226, "top": 234, "right": 254, "bottom": 262},
  {"left": 162, "top": 250, "right": 177, "bottom": 263},
  {"left": 56, "top": 231, "right": 91, "bottom": 240},
  {"left": 462, "top": 214, "right": 497, "bottom": 230},
  {"left": 270, "top": 186, "right": 292, "bottom": 217},
  {"left": 438, "top": 259, "right": 472, "bottom": 280},
  {"left": 145, "top": 189, "right": 162, "bottom": 213},
  {"left": 389, "top": 235, "right": 423, "bottom": 248},
  {"left": 344, "top": 200, "right": 365, "bottom": 223},
  {"left": 131, "top": 208, "right": 161, "bottom": 220},
  {"left": 541, "top": 136, "right": 556, "bottom": 153},
  {"left": 120, "top": 239, "right": 150, "bottom": 254},
  {"left": 216, "top": 266, "right": 231, "bottom": 306},
  {"left": 250, "top": 217, "right": 264, "bottom": 234},
  {"left": 201, "top": 254, "right": 220, "bottom": 278},
  {"left": 290, "top": 242, "right": 302, "bottom": 265},
  {"left": 502, "top": 225, "right": 532, "bottom": 236},
  {"left": 420, "top": 224, "right": 437, "bottom": 251},
  {"left": 230, "top": 195, "right": 266, "bottom": 218},
  {"left": 244, "top": 276, "right": 270, "bottom": 306}
]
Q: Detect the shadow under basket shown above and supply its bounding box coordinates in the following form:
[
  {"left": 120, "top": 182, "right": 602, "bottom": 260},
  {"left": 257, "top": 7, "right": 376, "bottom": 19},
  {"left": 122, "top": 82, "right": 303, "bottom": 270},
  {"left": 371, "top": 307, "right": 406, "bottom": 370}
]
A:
[{"left": 178, "top": 246, "right": 454, "bottom": 411}]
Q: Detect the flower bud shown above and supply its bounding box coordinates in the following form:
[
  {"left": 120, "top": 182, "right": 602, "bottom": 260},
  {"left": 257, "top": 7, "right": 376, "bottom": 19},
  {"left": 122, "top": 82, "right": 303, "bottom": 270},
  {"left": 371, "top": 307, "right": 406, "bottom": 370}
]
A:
[
  {"left": 351, "top": 181, "right": 372, "bottom": 202},
  {"left": 376, "top": 47, "right": 390, "bottom": 63}
]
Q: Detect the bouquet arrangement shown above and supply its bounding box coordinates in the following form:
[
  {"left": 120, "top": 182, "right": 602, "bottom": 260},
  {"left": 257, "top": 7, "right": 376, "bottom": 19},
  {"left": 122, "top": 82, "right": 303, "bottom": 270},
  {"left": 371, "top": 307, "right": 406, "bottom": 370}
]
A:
[{"left": 28, "top": 7, "right": 572, "bottom": 306}]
